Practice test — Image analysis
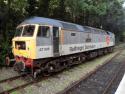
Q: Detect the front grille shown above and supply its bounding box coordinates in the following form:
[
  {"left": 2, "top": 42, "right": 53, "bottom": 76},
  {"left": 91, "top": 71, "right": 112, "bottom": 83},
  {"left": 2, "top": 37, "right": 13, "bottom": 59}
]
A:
[{"left": 15, "top": 41, "right": 26, "bottom": 50}]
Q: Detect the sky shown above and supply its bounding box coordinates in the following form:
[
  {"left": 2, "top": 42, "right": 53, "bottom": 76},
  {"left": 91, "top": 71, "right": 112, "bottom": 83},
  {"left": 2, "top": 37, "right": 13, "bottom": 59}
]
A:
[{"left": 123, "top": 2, "right": 125, "bottom": 7}]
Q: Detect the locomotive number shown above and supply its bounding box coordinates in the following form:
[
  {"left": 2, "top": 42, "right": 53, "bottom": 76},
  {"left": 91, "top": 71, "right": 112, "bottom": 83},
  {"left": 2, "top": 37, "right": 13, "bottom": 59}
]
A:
[{"left": 39, "top": 47, "right": 49, "bottom": 51}]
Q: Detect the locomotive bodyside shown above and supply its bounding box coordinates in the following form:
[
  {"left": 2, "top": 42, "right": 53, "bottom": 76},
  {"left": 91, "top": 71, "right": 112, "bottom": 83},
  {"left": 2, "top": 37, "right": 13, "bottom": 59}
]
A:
[{"left": 60, "top": 28, "right": 114, "bottom": 56}]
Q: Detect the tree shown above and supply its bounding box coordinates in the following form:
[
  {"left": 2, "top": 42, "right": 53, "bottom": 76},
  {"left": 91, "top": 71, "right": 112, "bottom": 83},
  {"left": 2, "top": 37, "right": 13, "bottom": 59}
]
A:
[
  {"left": 65, "top": 0, "right": 85, "bottom": 22},
  {"left": 0, "top": 0, "right": 27, "bottom": 65},
  {"left": 26, "top": 0, "right": 37, "bottom": 16},
  {"left": 36, "top": 0, "right": 51, "bottom": 17}
]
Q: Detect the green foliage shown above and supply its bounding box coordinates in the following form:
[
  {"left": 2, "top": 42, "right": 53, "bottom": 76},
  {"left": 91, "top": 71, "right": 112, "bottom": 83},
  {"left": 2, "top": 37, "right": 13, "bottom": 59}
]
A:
[
  {"left": 65, "top": 0, "right": 85, "bottom": 22},
  {"left": 0, "top": 0, "right": 125, "bottom": 66},
  {"left": 0, "top": 41, "right": 11, "bottom": 65},
  {"left": 48, "top": 0, "right": 60, "bottom": 16}
]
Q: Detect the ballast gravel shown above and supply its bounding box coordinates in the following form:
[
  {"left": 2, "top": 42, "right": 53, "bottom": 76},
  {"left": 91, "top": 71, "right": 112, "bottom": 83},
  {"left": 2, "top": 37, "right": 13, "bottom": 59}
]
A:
[{"left": 0, "top": 67, "right": 19, "bottom": 81}]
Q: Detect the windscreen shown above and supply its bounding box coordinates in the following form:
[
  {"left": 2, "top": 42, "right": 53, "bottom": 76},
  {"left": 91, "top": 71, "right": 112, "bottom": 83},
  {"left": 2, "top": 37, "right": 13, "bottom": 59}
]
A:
[{"left": 22, "top": 25, "right": 35, "bottom": 37}]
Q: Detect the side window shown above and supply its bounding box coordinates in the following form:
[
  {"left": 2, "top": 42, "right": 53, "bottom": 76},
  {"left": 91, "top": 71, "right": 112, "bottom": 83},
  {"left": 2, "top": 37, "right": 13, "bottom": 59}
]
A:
[{"left": 37, "top": 26, "right": 50, "bottom": 37}]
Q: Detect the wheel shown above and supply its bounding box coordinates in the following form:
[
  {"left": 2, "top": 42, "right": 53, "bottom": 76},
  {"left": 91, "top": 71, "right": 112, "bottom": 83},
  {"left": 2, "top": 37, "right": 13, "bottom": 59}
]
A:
[
  {"left": 48, "top": 64, "right": 55, "bottom": 73},
  {"left": 33, "top": 71, "right": 37, "bottom": 78},
  {"left": 33, "top": 69, "right": 41, "bottom": 78}
]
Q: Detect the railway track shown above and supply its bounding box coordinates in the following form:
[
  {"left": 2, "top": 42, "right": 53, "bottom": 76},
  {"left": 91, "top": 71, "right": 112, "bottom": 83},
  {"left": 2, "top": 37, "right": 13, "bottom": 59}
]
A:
[
  {"left": 0, "top": 72, "right": 50, "bottom": 94},
  {"left": 0, "top": 80, "right": 32, "bottom": 94},
  {"left": 57, "top": 50, "right": 122, "bottom": 94},
  {"left": 102, "top": 64, "right": 123, "bottom": 94},
  {"left": 0, "top": 74, "right": 26, "bottom": 84},
  {"left": 0, "top": 74, "right": 32, "bottom": 94}
]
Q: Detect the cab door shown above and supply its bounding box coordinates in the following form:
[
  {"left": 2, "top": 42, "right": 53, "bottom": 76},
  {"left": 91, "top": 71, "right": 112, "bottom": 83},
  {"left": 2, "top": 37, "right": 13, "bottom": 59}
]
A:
[{"left": 53, "top": 27, "right": 59, "bottom": 56}]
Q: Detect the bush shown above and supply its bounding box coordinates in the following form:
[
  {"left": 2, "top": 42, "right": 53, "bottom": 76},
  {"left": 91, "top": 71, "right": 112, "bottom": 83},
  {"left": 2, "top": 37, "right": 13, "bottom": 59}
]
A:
[{"left": 0, "top": 41, "right": 12, "bottom": 66}]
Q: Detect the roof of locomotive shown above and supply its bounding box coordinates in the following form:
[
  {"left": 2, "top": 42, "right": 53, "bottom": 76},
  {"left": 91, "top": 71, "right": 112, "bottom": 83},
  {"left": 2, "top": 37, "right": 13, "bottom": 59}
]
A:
[
  {"left": 19, "top": 17, "right": 85, "bottom": 31},
  {"left": 19, "top": 17, "right": 114, "bottom": 35}
]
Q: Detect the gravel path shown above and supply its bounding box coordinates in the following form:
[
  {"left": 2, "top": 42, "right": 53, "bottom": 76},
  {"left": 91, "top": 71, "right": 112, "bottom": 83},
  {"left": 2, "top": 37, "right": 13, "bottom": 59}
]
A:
[{"left": 63, "top": 51, "right": 125, "bottom": 94}]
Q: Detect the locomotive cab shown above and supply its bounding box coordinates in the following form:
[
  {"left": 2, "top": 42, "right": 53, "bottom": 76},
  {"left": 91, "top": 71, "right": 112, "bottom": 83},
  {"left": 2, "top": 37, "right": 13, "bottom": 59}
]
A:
[{"left": 12, "top": 24, "right": 60, "bottom": 72}]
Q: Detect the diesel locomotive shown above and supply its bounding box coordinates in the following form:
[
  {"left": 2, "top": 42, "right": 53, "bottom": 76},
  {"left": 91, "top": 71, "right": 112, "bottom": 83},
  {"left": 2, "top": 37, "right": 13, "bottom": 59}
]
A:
[{"left": 12, "top": 17, "right": 115, "bottom": 78}]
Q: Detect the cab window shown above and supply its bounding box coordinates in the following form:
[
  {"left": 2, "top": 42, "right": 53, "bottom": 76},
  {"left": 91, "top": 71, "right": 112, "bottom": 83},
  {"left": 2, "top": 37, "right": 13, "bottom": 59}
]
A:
[
  {"left": 22, "top": 25, "right": 35, "bottom": 36},
  {"left": 37, "top": 26, "right": 50, "bottom": 37}
]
